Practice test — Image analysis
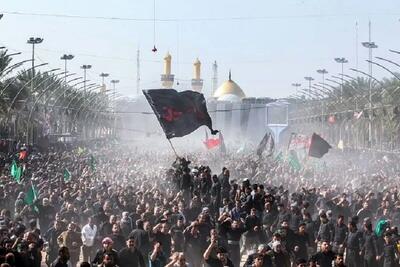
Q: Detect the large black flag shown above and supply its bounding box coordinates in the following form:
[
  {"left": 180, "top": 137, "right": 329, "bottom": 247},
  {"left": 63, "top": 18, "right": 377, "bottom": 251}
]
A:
[
  {"left": 308, "top": 133, "right": 332, "bottom": 158},
  {"left": 143, "top": 89, "right": 218, "bottom": 139},
  {"left": 256, "top": 132, "right": 275, "bottom": 157}
]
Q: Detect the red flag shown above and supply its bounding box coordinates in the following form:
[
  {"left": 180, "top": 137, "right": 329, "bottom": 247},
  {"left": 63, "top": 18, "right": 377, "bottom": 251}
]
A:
[
  {"left": 19, "top": 150, "right": 27, "bottom": 160},
  {"left": 204, "top": 129, "right": 220, "bottom": 149}
]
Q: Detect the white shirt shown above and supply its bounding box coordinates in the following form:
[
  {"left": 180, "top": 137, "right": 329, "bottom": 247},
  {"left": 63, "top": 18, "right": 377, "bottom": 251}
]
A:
[{"left": 81, "top": 223, "right": 97, "bottom": 247}]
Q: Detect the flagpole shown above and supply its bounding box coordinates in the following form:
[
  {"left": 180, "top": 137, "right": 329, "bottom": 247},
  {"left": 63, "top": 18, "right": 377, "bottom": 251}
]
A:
[{"left": 167, "top": 139, "right": 179, "bottom": 158}]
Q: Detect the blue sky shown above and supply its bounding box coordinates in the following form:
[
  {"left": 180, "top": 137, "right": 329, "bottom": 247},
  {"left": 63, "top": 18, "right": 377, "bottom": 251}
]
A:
[{"left": 1, "top": 0, "right": 400, "bottom": 99}]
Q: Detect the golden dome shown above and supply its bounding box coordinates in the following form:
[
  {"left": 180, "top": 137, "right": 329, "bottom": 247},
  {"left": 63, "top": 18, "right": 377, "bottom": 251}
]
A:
[{"left": 213, "top": 71, "right": 246, "bottom": 99}]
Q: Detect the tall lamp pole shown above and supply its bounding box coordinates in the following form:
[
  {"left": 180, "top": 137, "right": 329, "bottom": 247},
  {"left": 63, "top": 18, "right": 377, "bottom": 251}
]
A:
[
  {"left": 110, "top": 79, "right": 119, "bottom": 137},
  {"left": 334, "top": 57, "right": 348, "bottom": 101},
  {"left": 291, "top": 83, "right": 301, "bottom": 94},
  {"left": 60, "top": 54, "right": 74, "bottom": 84},
  {"left": 304, "top": 77, "right": 314, "bottom": 99},
  {"left": 27, "top": 37, "right": 43, "bottom": 92},
  {"left": 100, "top": 73, "right": 109, "bottom": 92},
  {"left": 362, "top": 22, "right": 378, "bottom": 147},
  {"left": 81, "top": 65, "right": 92, "bottom": 92},
  {"left": 316, "top": 69, "right": 328, "bottom": 89}
]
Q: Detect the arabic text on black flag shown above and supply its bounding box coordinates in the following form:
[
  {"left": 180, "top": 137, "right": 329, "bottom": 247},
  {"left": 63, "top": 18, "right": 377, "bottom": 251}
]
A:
[{"left": 143, "top": 89, "right": 218, "bottom": 139}]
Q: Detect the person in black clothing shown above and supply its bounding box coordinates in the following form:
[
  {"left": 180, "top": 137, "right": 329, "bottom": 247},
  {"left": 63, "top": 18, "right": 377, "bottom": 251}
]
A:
[
  {"left": 271, "top": 241, "right": 291, "bottom": 267},
  {"left": 313, "top": 241, "right": 335, "bottom": 267},
  {"left": 332, "top": 215, "right": 348, "bottom": 254},
  {"left": 129, "top": 219, "right": 151, "bottom": 263},
  {"left": 210, "top": 175, "right": 221, "bottom": 216},
  {"left": 50, "top": 246, "right": 70, "bottom": 267},
  {"left": 295, "top": 258, "right": 307, "bottom": 267},
  {"left": 243, "top": 208, "right": 262, "bottom": 252},
  {"left": 170, "top": 217, "right": 185, "bottom": 253},
  {"left": 378, "top": 232, "right": 399, "bottom": 267},
  {"left": 316, "top": 213, "right": 334, "bottom": 245},
  {"left": 219, "top": 168, "right": 230, "bottom": 203},
  {"left": 153, "top": 222, "right": 172, "bottom": 257},
  {"left": 334, "top": 254, "right": 346, "bottom": 267},
  {"left": 243, "top": 244, "right": 273, "bottom": 267},
  {"left": 361, "top": 221, "right": 379, "bottom": 267},
  {"left": 44, "top": 220, "right": 64, "bottom": 265},
  {"left": 220, "top": 218, "right": 246, "bottom": 267},
  {"left": 118, "top": 237, "right": 146, "bottom": 267},
  {"left": 180, "top": 167, "right": 192, "bottom": 205},
  {"left": 293, "top": 223, "right": 310, "bottom": 262},
  {"left": 183, "top": 222, "right": 202, "bottom": 267},
  {"left": 262, "top": 201, "right": 277, "bottom": 241},
  {"left": 92, "top": 237, "right": 120, "bottom": 266},
  {"left": 203, "top": 239, "right": 234, "bottom": 267},
  {"left": 344, "top": 221, "right": 363, "bottom": 267},
  {"left": 110, "top": 223, "right": 126, "bottom": 252}
]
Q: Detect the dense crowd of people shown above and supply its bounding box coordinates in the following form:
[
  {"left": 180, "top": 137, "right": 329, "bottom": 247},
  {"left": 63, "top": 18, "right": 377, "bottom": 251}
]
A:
[{"left": 0, "top": 140, "right": 399, "bottom": 267}]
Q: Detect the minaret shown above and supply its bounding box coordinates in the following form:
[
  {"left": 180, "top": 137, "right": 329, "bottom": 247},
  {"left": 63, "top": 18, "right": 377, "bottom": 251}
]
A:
[
  {"left": 161, "top": 52, "right": 174, "bottom": 89},
  {"left": 191, "top": 58, "right": 203, "bottom": 92},
  {"left": 212, "top": 60, "right": 218, "bottom": 96},
  {"left": 136, "top": 49, "right": 140, "bottom": 94}
]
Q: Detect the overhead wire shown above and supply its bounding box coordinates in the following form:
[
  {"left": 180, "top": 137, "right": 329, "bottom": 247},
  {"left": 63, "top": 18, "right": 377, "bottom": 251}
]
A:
[{"left": 3, "top": 11, "right": 400, "bottom": 22}]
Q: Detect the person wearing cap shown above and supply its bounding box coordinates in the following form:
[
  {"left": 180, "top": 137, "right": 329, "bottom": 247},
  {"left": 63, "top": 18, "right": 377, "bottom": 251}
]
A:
[
  {"left": 243, "top": 244, "right": 273, "bottom": 267},
  {"left": 118, "top": 237, "right": 145, "bottom": 267},
  {"left": 271, "top": 241, "right": 290, "bottom": 267},
  {"left": 92, "top": 237, "right": 120, "bottom": 267}
]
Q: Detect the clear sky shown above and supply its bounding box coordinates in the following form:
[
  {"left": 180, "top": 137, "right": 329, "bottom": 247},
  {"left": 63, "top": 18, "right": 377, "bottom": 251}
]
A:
[{"left": 1, "top": 0, "right": 400, "bottom": 99}]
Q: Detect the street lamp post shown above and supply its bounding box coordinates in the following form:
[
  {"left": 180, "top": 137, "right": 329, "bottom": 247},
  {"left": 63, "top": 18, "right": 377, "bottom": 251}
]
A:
[
  {"left": 316, "top": 70, "right": 328, "bottom": 135},
  {"left": 27, "top": 37, "right": 43, "bottom": 92},
  {"left": 362, "top": 41, "right": 378, "bottom": 147},
  {"left": 291, "top": 83, "right": 301, "bottom": 94},
  {"left": 110, "top": 80, "right": 119, "bottom": 137},
  {"left": 60, "top": 54, "right": 74, "bottom": 84},
  {"left": 99, "top": 73, "right": 109, "bottom": 92},
  {"left": 304, "top": 77, "right": 314, "bottom": 99},
  {"left": 334, "top": 57, "right": 348, "bottom": 101},
  {"left": 80, "top": 65, "right": 92, "bottom": 92},
  {"left": 316, "top": 69, "right": 328, "bottom": 88}
]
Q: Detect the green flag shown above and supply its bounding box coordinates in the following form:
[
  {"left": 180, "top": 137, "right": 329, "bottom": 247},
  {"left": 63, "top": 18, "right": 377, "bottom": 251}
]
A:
[
  {"left": 10, "top": 160, "right": 22, "bottom": 184},
  {"left": 274, "top": 151, "right": 284, "bottom": 162},
  {"left": 63, "top": 169, "right": 71, "bottom": 182},
  {"left": 24, "top": 183, "right": 38, "bottom": 212},
  {"left": 77, "top": 147, "right": 85, "bottom": 155},
  {"left": 287, "top": 151, "right": 302, "bottom": 172},
  {"left": 90, "top": 154, "right": 96, "bottom": 171}
]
